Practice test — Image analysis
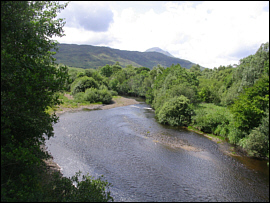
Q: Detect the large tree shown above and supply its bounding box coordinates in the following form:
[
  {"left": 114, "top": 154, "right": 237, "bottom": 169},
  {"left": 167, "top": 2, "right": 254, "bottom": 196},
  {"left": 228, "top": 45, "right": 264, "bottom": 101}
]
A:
[
  {"left": 1, "top": 1, "right": 69, "bottom": 201},
  {"left": 1, "top": 1, "right": 69, "bottom": 145}
]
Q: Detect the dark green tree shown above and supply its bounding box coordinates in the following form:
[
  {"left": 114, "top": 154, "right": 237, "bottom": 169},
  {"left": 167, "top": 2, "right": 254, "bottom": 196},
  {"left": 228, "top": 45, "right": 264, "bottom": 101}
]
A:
[
  {"left": 71, "top": 76, "right": 98, "bottom": 95},
  {"left": 100, "top": 64, "right": 113, "bottom": 77},
  {"left": 157, "top": 95, "right": 193, "bottom": 126},
  {"left": 229, "top": 75, "right": 269, "bottom": 138},
  {"left": 1, "top": 1, "right": 69, "bottom": 201},
  {"left": 1, "top": 0, "right": 69, "bottom": 149},
  {"left": 1, "top": 1, "right": 113, "bottom": 201}
]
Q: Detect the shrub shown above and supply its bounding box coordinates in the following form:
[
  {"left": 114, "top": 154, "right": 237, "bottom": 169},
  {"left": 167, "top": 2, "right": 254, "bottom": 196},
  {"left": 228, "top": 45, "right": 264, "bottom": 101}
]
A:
[
  {"left": 192, "top": 103, "right": 232, "bottom": 136},
  {"left": 84, "top": 88, "right": 112, "bottom": 104},
  {"left": 74, "top": 92, "right": 86, "bottom": 103},
  {"left": 157, "top": 95, "right": 193, "bottom": 126},
  {"left": 99, "top": 89, "right": 112, "bottom": 104},
  {"left": 44, "top": 171, "right": 114, "bottom": 202},
  {"left": 71, "top": 76, "right": 98, "bottom": 95},
  {"left": 109, "top": 90, "right": 118, "bottom": 96},
  {"left": 239, "top": 107, "right": 269, "bottom": 157},
  {"left": 84, "top": 88, "right": 99, "bottom": 103}
]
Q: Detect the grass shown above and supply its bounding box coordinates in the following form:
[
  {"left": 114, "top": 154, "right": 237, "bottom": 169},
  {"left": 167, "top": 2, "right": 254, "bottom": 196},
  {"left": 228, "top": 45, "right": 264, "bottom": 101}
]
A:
[
  {"left": 45, "top": 92, "right": 98, "bottom": 115},
  {"left": 187, "top": 126, "right": 225, "bottom": 141},
  {"left": 191, "top": 103, "right": 233, "bottom": 139},
  {"left": 45, "top": 93, "right": 120, "bottom": 115}
]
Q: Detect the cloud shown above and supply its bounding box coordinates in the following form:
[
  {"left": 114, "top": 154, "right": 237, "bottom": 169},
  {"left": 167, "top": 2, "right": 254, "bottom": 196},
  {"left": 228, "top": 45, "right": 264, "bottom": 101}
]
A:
[
  {"left": 55, "top": 1, "right": 269, "bottom": 69},
  {"left": 55, "top": 27, "right": 117, "bottom": 46},
  {"left": 58, "top": 1, "right": 114, "bottom": 32}
]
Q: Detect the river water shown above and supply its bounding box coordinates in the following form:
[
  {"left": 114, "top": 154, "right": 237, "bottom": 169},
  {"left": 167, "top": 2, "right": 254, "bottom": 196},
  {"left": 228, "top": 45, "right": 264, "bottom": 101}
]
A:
[{"left": 46, "top": 102, "right": 269, "bottom": 202}]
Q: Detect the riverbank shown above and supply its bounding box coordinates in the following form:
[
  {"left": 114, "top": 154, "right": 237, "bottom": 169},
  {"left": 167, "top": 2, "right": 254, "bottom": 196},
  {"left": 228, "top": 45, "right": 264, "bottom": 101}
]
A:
[
  {"left": 54, "top": 95, "right": 140, "bottom": 116},
  {"left": 183, "top": 126, "right": 246, "bottom": 157}
]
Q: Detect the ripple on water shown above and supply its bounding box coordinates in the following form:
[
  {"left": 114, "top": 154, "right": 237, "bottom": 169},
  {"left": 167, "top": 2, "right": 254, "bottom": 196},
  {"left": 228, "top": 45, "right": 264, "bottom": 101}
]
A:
[{"left": 47, "top": 104, "right": 269, "bottom": 202}]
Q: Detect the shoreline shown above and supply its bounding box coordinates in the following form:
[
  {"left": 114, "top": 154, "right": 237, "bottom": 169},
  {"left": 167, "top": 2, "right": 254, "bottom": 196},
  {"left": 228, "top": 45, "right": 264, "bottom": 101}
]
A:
[
  {"left": 46, "top": 95, "right": 267, "bottom": 174},
  {"left": 54, "top": 95, "right": 141, "bottom": 116}
]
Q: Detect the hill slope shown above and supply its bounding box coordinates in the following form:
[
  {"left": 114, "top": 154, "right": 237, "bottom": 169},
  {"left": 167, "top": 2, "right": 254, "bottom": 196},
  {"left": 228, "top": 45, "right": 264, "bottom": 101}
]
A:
[
  {"left": 53, "top": 44, "right": 196, "bottom": 69},
  {"left": 145, "top": 47, "right": 175, "bottom": 58}
]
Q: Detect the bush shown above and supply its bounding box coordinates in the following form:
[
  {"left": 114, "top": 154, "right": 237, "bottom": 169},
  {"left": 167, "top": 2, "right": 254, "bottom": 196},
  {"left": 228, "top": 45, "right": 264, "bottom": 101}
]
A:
[
  {"left": 84, "top": 88, "right": 112, "bottom": 104},
  {"left": 99, "top": 89, "right": 112, "bottom": 104},
  {"left": 84, "top": 88, "right": 99, "bottom": 103},
  {"left": 44, "top": 171, "right": 114, "bottom": 202},
  {"left": 71, "top": 76, "right": 98, "bottom": 95},
  {"left": 239, "top": 107, "right": 269, "bottom": 157},
  {"left": 192, "top": 103, "right": 232, "bottom": 136},
  {"left": 74, "top": 92, "right": 86, "bottom": 103},
  {"left": 157, "top": 95, "right": 193, "bottom": 126},
  {"left": 109, "top": 90, "right": 118, "bottom": 96}
]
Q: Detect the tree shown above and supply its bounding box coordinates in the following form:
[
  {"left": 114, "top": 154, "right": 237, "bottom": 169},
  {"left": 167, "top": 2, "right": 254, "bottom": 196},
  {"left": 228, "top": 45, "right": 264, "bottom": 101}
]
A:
[
  {"left": 71, "top": 76, "right": 98, "bottom": 95},
  {"left": 1, "top": 2, "right": 113, "bottom": 201},
  {"left": 157, "top": 95, "right": 193, "bottom": 126},
  {"left": 100, "top": 64, "right": 113, "bottom": 77},
  {"left": 1, "top": 1, "right": 69, "bottom": 200},
  {"left": 229, "top": 76, "right": 269, "bottom": 134},
  {"left": 1, "top": 0, "right": 69, "bottom": 148},
  {"left": 239, "top": 105, "right": 269, "bottom": 158}
]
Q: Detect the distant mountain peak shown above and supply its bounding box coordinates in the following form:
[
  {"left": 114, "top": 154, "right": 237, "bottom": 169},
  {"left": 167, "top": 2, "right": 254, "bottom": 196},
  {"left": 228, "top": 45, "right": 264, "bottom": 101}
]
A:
[
  {"left": 145, "top": 47, "right": 175, "bottom": 58},
  {"left": 53, "top": 44, "right": 196, "bottom": 69}
]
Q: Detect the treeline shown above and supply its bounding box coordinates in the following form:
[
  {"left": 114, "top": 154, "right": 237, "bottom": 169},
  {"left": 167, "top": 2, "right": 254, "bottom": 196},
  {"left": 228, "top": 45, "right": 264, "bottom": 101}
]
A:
[{"left": 67, "top": 42, "right": 269, "bottom": 159}]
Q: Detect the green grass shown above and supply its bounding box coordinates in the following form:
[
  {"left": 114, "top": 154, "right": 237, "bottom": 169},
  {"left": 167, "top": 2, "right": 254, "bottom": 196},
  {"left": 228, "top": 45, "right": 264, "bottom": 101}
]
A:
[
  {"left": 187, "top": 125, "right": 226, "bottom": 142},
  {"left": 191, "top": 103, "right": 233, "bottom": 138},
  {"left": 45, "top": 92, "right": 101, "bottom": 115}
]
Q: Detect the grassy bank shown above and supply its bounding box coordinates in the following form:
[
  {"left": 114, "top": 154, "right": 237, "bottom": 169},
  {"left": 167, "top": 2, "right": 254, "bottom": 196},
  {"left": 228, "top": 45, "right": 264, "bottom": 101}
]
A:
[{"left": 46, "top": 92, "right": 140, "bottom": 115}]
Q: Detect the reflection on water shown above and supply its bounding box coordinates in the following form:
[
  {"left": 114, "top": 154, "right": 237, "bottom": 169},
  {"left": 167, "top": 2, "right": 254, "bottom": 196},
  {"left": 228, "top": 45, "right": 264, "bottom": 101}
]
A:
[{"left": 46, "top": 103, "right": 269, "bottom": 202}]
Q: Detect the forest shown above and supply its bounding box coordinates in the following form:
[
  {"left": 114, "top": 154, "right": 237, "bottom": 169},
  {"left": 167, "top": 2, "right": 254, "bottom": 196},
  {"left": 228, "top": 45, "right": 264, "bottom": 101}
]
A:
[{"left": 1, "top": 1, "right": 269, "bottom": 202}]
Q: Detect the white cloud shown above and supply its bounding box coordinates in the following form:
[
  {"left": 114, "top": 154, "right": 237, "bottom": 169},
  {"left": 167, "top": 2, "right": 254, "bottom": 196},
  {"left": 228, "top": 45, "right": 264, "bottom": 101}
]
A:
[
  {"left": 54, "top": 1, "right": 269, "bottom": 68},
  {"left": 57, "top": 1, "right": 114, "bottom": 32}
]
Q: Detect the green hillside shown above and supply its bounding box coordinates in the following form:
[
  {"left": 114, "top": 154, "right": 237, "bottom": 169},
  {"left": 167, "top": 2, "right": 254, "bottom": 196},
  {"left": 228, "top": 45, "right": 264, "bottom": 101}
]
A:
[{"left": 53, "top": 44, "right": 196, "bottom": 69}]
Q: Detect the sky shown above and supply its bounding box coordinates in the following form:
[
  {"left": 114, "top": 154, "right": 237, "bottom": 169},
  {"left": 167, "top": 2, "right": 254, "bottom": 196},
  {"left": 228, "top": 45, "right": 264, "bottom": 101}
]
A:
[{"left": 53, "top": 1, "right": 269, "bottom": 69}]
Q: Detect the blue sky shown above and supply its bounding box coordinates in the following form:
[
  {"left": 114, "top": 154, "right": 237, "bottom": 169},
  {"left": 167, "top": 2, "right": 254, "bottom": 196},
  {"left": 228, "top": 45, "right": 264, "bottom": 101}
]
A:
[{"left": 53, "top": 1, "right": 269, "bottom": 69}]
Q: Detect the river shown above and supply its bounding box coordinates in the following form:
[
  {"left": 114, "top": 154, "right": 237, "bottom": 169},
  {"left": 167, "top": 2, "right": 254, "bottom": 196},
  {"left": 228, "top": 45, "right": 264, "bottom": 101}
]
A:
[{"left": 45, "top": 102, "right": 269, "bottom": 202}]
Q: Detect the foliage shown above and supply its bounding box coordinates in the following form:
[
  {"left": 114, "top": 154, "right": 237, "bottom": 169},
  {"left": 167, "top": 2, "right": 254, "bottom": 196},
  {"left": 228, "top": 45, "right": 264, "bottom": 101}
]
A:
[
  {"left": 74, "top": 92, "right": 87, "bottom": 103},
  {"left": 1, "top": 1, "right": 113, "bottom": 201},
  {"left": 44, "top": 171, "right": 113, "bottom": 202},
  {"left": 1, "top": 1, "right": 69, "bottom": 146},
  {"left": 197, "top": 78, "right": 222, "bottom": 104},
  {"left": 191, "top": 103, "right": 232, "bottom": 136},
  {"left": 157, "top": 95, "right": 193, "bottom": 126},
  {"left": 71, "top": 76, "right": 98, "bottom": 95},
  {"left": 84, "top": 88, "right": 112, "bottom": 104},
  {"left": 239, "top": 106, "right": 269, "bottom": 158},
  {"left": 150, "top": 64, "right": 199, "bottom": 113},
  {"left": 229, "top": 75, "right": 269, "bottom": 135},
  {"left": 100, "top": 64, "right": 113, "bottom": 77}
]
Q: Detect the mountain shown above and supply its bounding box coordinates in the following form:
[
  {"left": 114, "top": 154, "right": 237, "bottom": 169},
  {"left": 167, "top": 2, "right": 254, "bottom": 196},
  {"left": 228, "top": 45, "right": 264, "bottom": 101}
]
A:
[
  {"left": 145, "top": 47, "right": 175, "bottom": 58},
  {"left": 53, "top": 43, "right": 196, "bottom": 69}
]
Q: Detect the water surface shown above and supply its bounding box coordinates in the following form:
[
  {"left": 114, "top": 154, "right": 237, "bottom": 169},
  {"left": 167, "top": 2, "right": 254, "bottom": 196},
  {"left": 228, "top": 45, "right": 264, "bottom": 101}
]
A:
[{"left": 46, "top": 103, "right": 269, "bottom": 202}]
